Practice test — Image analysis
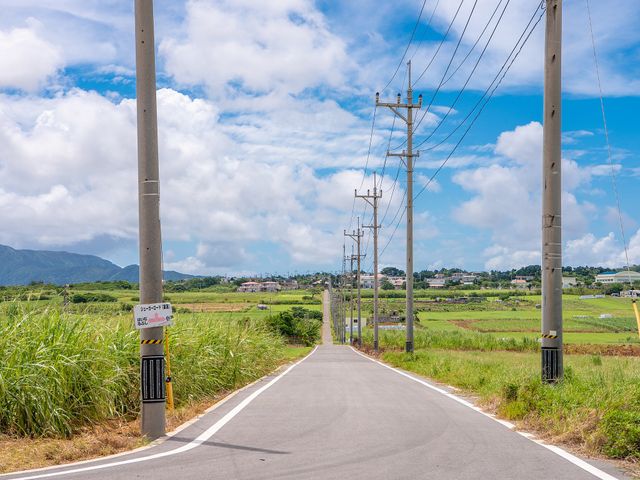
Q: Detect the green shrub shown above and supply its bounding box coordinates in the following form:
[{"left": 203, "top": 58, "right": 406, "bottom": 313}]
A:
[
  {"left": 266, "top": 307, "right": 322, "bottom": 346},
  {"left": 71, "top": 293, "right": 117, "bottom": 303}
]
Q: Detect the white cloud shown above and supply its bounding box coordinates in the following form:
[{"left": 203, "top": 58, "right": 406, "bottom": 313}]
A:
[
  {"left": 160, "top": 0, "right": 350, "bottom": 95},
  {"left": 0, "top": 87, "right": 374, "bottom": 271},
  {"left": 452, "top": 121, "right": 610, "bottom": 269},
  {"left": 0, "top": 22, "right": 63, "bottom": 91},
  {"left": 565, "top": 229, "right": 640, "bottom": 268},
  {"left": 364, "top": 0, "right": 639, "bottom": 97}
]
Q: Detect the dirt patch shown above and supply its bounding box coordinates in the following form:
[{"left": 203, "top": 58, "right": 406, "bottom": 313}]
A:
[
  {"left": 450, "top": 319, "right": 480, "bottom": 330},
  {"left": 565, "top": 344, "right": 640, "bottom": 356},
  {"left": 177, "top": 303, "right": 251, "bottom": 313}
]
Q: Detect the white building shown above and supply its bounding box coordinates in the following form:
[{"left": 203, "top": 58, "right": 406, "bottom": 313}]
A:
[
  {"left": 595, "top": 271, "right": 640, "bottom": 284},
  {"left": 562, "top": 277, "right": 577, "bottom": 289},
  {"left": 388, "top": 277, "right": 406, "bottom": 289},
  {"left": 427, "top": 278, "right": 446, "bottom": 288},
  {"left": 237, "top": 281, "right": 281, "bottom": 293},
  {"left": 360, "top": 274, "right": 385, "bottom": 289},
  {"left": 238, "top": 281, "right": 261, "bottom": 292}
]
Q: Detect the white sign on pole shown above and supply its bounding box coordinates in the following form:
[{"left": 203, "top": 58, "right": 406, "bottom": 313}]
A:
[{"left": 134, "top": 303, "right": 173, "bottom": 329}]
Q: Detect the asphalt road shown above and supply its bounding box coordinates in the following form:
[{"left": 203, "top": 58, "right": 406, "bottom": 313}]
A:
[{"left": 3, "top": 291, "right": 628, "bottom": 480}]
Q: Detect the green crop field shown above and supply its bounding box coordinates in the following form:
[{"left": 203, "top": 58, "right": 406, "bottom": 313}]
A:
[{"left": 352, "top": 291, "right": 640, "bottom": 347}]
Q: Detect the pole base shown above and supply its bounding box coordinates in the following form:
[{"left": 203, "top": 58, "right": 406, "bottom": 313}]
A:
[
  {"left": 373, "top": 340, "right": 379, "bottom": 352},
  {"left": 541, "top": 347, "right": 562, "bottom": 383},
  {"left": 405, "top": 341, "right": 413, "bottom": 353}
]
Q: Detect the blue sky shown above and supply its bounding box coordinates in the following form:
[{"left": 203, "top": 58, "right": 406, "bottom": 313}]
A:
[{"left": 0, "top": 0, "right": 638, "bottom": 276}]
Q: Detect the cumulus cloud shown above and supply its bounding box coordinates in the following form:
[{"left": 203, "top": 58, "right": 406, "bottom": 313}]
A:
[
  {"left": 565, "top": 229, "right": 640, "bottom": 268},
  {"left": 408, "top": 0, "right": 640, "bottom": 96},
  {"left": 0, "top": 87, "right": 376, "bottom": 271},
  {"left": 0, "top": 22, "right": 63, "bottom": 91},
  {"left": 160, "top": 0, "right": 350, "bottom": 95},
  {"left": 452, "top": 121, "right": 617, "bottom": 269}
]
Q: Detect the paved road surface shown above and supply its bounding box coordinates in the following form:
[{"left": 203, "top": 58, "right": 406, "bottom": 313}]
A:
[{"left": 3, "top": 291, "right": 627, "bottom": 480}]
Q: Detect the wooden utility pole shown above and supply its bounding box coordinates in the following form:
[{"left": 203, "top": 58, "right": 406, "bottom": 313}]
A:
[
  {"left": 376, "top": 61, "right": 422, "bottom": 353},
  {"left": 356, "top": 173, "right": 382, "bottom": 352},
  {"left": 541, "top": 0, "right": 563, "bottom": 382},
  {"left": 135, "top": 0, "right": 166, "bottom": 438}
]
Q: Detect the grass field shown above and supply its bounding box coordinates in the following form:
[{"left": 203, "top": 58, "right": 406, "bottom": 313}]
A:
[{"left": 352, "top": 292, "right": 640, "bottom": 347}]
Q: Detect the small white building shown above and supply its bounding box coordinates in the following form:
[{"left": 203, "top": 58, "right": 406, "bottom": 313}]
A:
[
  {"left": 237, "top": 281, "right": 281, "bottom": 293},
  {"left": 360, "top": 274, "right": 385, "bottom": 289},
  {"left": 388, "top": 277, "right": 406, "bottom": 289},
  {"left": 427, "top": 278, "right": 446, "bottom": 288},
  {"left": 595, "top": 271, "right": 640, "bottom": 284},
  {"left": 238, "top": 281, "right": 261, "bottom": 292},
  {"left": 562, "top": 277, "right": 577, "bottom": 289}
]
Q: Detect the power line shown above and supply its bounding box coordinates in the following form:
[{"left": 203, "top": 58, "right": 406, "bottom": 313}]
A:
[
  {"left": 379, "top": 0, "right": 430, "bottom": 94},
  {"left": 411, "top": 0, "right": 511, "bottom": 150},
  {"left": 381, "top": 162, "right": 403, "bottom": 226},
  {"left": 392, "top": 0, "right": 474, "bottom": 152},
  {"left": 413, "top": 2, "right": 545, "bottom": 201},
  {"left": 586, "top": 0, "right": 632, "bottom": 274},
  {"left": 348, "top": 106, "right": 377, "bottom": 231},
  {"left": 380, "top": 205, "right": 406, "bottom": 259},
  {"left": 407, "top": 0, "right": 443, "bottom": 64},
  {"left": 415, "top": 0, "right": 541, "bottom": 152},
  {"left": 441, "top": 0, "right": 506, "bottom": 87},
  {"left": 417, "top": 0, "right": 479, "bottom": 113},
  {"left": 414, "top": 0, "right": 467, "bottom": 85}
]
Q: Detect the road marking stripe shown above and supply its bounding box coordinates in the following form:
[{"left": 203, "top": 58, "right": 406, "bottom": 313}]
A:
[
  {"left": 350, "top": 347, "right": 619, "bottom": 480},
  {"left": 6, "top": 347, "right": 318, "bottom": 480}
]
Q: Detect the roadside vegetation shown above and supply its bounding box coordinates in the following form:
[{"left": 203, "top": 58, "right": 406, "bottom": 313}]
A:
[
  {"left": 382, "top": 350, "right": 640, "bottom": 462},
  {"left": 266, "top": 306, "right": 323, "bottom": 346},
  {"left": 0, "top": 303, "right": 287, "bottom": 438},
  {"left": 0, "top": 284, "right": 323, "bottom": 472},
  {"left": 351, "top": 290, "right": 640, "bottom": 465}
]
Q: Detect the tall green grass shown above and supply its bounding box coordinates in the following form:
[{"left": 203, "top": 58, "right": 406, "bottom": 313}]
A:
[
  {"left": 0, "top": 304, "right": 285, "bottom": 437},
  {"left": 361, "top": 327, "right": 539, "bottom": 352}
]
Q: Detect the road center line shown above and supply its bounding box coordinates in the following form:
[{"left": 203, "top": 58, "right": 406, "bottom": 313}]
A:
[
  {"left": 7, "top": 347, "right": 318, "bottom": 480},
  {"left": 350, "top": 347, "right": 619, "bottom": 480}
]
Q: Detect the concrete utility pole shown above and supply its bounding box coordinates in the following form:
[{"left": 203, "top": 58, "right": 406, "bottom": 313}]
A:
[
  {"left": 541, "top": 0, "right": 563, "bottom": 383},
  {"left": 340, "top": 243, "right": 347, "bottom": 344},
  {"left": 345, "top": 222, "right": 364, "bottom": 346},
  {"left": 135, "top": 0, "right": 166, "bottom": 438},
  {"left": 356, "top": 173, "right": 382, "bottom": 352},
  {"left": 349, "top": 249, "right": 356, "bottom": 344},
  {"left": 376, "top": 61, "right": 422, "bottom": 353}
]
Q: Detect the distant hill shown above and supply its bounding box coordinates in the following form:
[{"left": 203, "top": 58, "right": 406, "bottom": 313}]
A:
[{"left": 0, "top": 245, "right": 193, "bottom": 285}]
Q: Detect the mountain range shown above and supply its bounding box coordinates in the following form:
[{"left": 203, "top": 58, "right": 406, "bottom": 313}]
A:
[{"left": 0, "top": 244, "right": 193, "bottom": 285}]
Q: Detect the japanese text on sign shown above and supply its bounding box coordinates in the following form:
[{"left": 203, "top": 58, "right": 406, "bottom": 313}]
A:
[{"left": 134, "top": 303, "right": 173, "bottom": 329}]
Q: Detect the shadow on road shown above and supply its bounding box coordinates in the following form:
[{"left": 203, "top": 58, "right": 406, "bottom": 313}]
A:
[{"left": 166, "top": 436, "right": 290, "bottom": 455}]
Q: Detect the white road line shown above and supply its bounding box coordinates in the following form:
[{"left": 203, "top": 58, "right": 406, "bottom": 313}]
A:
[
  {"left": 7, "top": 347, "right": 318, "bottom": 480},
  {"left": 350, "top": 347, "right": 620, "bottom": 480}
]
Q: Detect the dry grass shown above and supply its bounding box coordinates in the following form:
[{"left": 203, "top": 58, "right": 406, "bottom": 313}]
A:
[
  {"left": 0, "top": 419, "right": 144, "bottom": 473},
  {"left": 0, "top": 392, "right": 232, "bottom": 474}
]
